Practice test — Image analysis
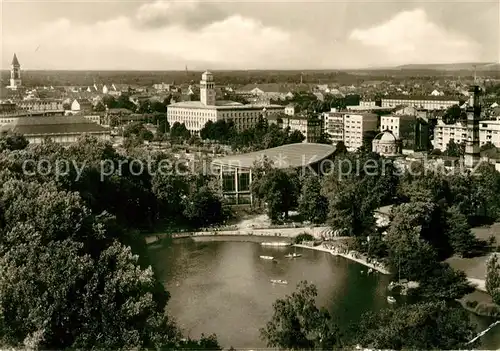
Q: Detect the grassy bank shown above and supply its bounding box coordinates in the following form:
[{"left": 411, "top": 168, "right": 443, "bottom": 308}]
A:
[{"left": 459, "top": 290, "right": 500, "bottom": 318}]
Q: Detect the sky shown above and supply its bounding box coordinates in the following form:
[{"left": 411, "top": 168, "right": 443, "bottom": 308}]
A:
[{"left": 1, "top": 0, "right": 499, "bottom": 70}]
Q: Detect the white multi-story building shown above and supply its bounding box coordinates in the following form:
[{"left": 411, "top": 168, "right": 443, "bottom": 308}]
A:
[
  {"left": 359, "top": 100, "right": 377, "bottom": 107},
  {"left": 16, "top": 100, "right": 64, "bottom": 112},
  {"left": 167, "top": 72, "right": 284, "bottom": 134},
  {"left": 322, "top": 108, "right": 345, "bottom": 145},
  {"left": 343, "top": 113, "right": 378, "bottom": 150},
  {"left": 434, "top": 118, "right": 500, "bottom": 151},
  {"left": 380, "top": 115, "right": 415, "bottom": 139},
  {"left": 381, "top": 95, "right": 460, "bottom": 110}
]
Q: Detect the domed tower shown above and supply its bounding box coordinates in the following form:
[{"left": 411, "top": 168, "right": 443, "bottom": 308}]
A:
[
  {"left": 372, "top": 130, "right": 401, "bottom": 157},
  {"left": 200, "top": 71, "right": 215, "bottom": 106},
  {"left": 9, "top": 53, "right": 22, "bottom": 89}
]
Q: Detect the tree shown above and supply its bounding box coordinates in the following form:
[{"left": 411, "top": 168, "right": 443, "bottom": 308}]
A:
[
  {"left": 260, "top": 281, "right": 341, "bottom": 349},
  {"left": 102, "top": 95, "right": 117, "bottom": 109},
  {"left": 474, "top": 163, "right": 500, "bottom": 221},
  {"left": 352, "top": 301, "right": 478, "bottom": 350},
  {"left": 385, "top": 225, "right": 439, "bottom": 281},
  {"left": 445, "top": 139, "right": 465, "bottom": 157},
  {"left": 360, "top": 130, "right": 378, "bottom": 153},
  {"left": 326, "top": 180, "right": 376, "bottom": 237},
  {"left": 443, "top": 104, "right": 462, "bottom": 124},
  {"left": 298, "top": 174, "right": 328, "bottom": 224},
  {"left": 315, "top": 132, "right": 331, "bottom": 145},
  {"left": 182, "top": 185, "right": 226, "bottom": 228},
  {"left": 445, "top": 206, "right": 477, "bottom": 257},
  {"left": 170, "top": 122, "right": 191, "bottom": 143},
  {"left": 486, "top": 253, "right": 500, "bottom": 305},
  {"left": 288, "top": 129, "right": 305, "bottom": 144},
  {"left": 0, "top": 151, "right": 221, "bottom": 349},
  {"left": 0, "top": 131, "right": 28, "bottom": 152},
  {"left": 93, "top": 101, "right": 106, "bottom": 112},
  {"left": 415, "top": 263, "right": 474, "bottom": 301},
  {"left": 333, "top": 141, "right": 347, "bottom": 156},
  {"left": 0, "top": 180, "right": 182, "bottom": 349},
  {"left": 152, "top": 173, "right": 189, "bottom": 223},
  {"left": 251, "top": 168, "right": 300, "bottom": 223}
]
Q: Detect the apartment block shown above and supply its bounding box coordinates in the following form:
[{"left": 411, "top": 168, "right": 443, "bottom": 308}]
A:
[
  {"left": 322, "top": 108, "right": 344, "bottom": 145},
  {"left": 434, "top": 118, "right": 500, "bottom": 151},
  {"left": 381, "top": 95, "right": 460, "bottom": 110},
  {"left": 282, "top": 115, "right": 322, "bottom": 143}
]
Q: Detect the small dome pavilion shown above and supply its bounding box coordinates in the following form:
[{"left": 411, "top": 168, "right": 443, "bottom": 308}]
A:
[{"left": 372, "top": 130, "right": 401, "bottom": 156}]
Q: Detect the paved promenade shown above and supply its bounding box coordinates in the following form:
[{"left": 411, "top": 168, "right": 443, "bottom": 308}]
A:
[{"left": 146, "top": 225, "right": 332, "bottom": 244}]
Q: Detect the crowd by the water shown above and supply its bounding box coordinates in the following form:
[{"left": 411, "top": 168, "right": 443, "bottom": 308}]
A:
[{"left": 321, "top": 241, "right": 388, "bottom": 273}]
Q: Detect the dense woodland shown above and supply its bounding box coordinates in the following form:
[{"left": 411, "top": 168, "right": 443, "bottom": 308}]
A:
[
  {"left": 1, "top": 69, "right": 499, "bottom": 88},
  {"left": 255, "top": 150, "right": 500, "bottom": 349}
]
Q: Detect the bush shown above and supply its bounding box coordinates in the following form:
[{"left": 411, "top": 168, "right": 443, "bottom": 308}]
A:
[
  {"left": 293, "top": 233, "right": 314, "bottom": 244},
  {"left": 474, "top": 302, "right": 500, "bottom": 318},
  {"left": 466, "top": 300, "right": 478, "bottom": 308}
]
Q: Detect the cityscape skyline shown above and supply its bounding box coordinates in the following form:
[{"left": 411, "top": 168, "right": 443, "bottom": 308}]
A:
[{"left": 1, "top": 0, "right": 499, "bottom": 71}]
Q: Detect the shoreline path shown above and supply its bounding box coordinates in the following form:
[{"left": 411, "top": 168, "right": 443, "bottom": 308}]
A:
[{"left": 294, "top": 243, "right": 391, "bottom": 275}]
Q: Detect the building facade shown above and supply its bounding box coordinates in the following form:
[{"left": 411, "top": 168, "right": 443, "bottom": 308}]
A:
[
  {"left": 211, "top": 143, "right": 335, "bottom": 205},
  {"left": 8, "top": 54, "right": 22, "bottom": 90},
  {"left": 433, "top": 119, "right": 500, "bottom": 152},
  {"left": 343, "top": 113, "right": 378, "bottom": 150},
  {"left": 322, "top": 109, "right": 344, "bottom": 145},
  {"left": 280, "top": 115, "right": 322, "bottom": 143},
  {"left": 372, "top": 131, "right": 401, "bottom": 157},
  {"left": 381, "top": 95, "right": 460, "bottom": 110},
  {"left": 0, "top": 115, "right": 111, "bottom": 144},
  {"left": 167, "top": 72, "right": 285, "bottom": 134},
  {"left": 16, "top": 100, "right": 64, "bottom": 113}
]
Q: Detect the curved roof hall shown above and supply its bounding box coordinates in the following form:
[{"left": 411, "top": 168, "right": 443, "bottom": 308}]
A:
[{"left": 212, "top": 143, "right": 336, "bottom": 170}]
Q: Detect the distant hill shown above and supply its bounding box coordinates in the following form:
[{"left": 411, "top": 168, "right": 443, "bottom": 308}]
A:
[{"left": 394, "top": 62, "right": 500, "bottom": 71}]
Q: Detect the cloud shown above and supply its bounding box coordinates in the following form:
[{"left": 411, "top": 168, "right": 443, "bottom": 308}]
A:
[
  {"left": 349, "top": 8, "right": 480, "bottom": 65},
  {"left": 1, "top": 5, "right": 487, "bottom": 70},
  {"left": 2, "top": 14, "right": 298, "bottom": 70},
  {"left": 135, "top": 0, "right": 228, "bottom": 30}
]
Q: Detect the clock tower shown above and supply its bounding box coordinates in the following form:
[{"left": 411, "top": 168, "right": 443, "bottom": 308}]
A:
[
  {"left": 9, "top": 53, "right": 22, "bottom": 89},
  {"left": 200, "top": 71, "right": 216, "bottom": 106}
]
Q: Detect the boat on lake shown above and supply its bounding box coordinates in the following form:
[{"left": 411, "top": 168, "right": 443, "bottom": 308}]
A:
[
  {"left": 270, "top": 279, "right": 288, "bottom": 285},
  {"left": 261, "top": 242, "right": 291, "bottom": 247},
  {"left": 387, "top": 296, "right": 396, "bottom": 304},
  {"left": 259, "top": 255, "right": 275, "bottom": 260},
  {"left": 285, "top": 253, "right": 302, "bottom": 258}
]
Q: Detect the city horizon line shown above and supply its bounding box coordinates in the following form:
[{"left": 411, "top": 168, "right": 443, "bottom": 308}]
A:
[{"left": 1, "top": 62, "right": 499, "bottom": 73}]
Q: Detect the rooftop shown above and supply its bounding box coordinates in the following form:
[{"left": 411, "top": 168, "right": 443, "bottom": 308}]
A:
[
  {"left": 212, "top": 143, "right": 335, "bottom": 170},
  {"left": 346, "top": 106, "right": 393, "bottom": 111},
  {"left": 383, "top": 95, "right": 461, "bottom": 101},
  {"left": 12, "top": 53, "right": 20, "bottom": 66},
  {"left": 376, "top": 130, "right": 398, "bottom": 142},
  {"left": 0, "top": 115, "right": 110, "bottom": 136}
]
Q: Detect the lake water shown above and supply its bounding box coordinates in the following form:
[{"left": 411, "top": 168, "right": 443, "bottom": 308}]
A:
[{"left": 147, "top": 239, "right": 500, "bottom": 349}]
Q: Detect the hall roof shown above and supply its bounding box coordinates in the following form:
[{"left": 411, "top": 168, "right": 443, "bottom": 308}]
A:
[{"left": 212, "top": 143, "right": 336, "bottom": 170}]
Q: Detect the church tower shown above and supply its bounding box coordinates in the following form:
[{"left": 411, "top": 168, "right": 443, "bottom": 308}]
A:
[
  {"left": 200, "top": 71, "right": 215, "bottom": 106},
  {"left": 464, "top": 85, "right": 481, "bottom": 169},
  {"left": 9, "top": 53, "right": 22, "bottom": 89}
]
